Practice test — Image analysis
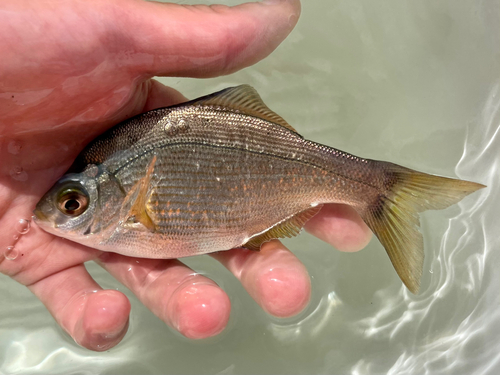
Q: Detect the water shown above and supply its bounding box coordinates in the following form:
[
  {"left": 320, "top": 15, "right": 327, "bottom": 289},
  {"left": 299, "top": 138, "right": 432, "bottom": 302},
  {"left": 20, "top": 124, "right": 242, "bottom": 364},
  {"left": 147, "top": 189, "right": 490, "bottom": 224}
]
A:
[
  {"left": 9, "top": 166, "right": 28, "bottom": 182},
  {"left": 2, "top": 219, "right": 31, "bottom": 261},
  {"left": 1, "top": 0, "right": 499, "bottom": 374},
  {"left": 15, "top": 219, "right": 31, "bottom": 235},
  {"left": 4, "top": 246, "right": 18, "bottom": 261},
  {"left": 7, "top": 140, "right": 22, "bottom": 155}
]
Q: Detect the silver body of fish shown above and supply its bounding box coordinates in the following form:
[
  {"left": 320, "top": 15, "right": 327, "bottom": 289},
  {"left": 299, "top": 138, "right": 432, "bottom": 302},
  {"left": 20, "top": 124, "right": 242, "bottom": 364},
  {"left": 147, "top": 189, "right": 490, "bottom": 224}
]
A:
[{"left": 33, "top": 85, "right": 484, "bottom": 293}]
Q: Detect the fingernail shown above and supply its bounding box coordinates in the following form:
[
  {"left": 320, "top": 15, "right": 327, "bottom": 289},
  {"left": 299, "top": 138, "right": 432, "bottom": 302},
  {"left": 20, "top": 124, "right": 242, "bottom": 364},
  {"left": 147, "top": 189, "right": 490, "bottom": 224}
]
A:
[
  {"left": 169, "top": 283, "right": 230, "bottom": 339},
  {"left": 86, "top": 318, "right": 129, "bottom": 351},
  {"left": 71, "top": 290, "right": 130, "bottom": 351},
  {"left": 99, "top": 318, "right": 129, "bottom": 340}
]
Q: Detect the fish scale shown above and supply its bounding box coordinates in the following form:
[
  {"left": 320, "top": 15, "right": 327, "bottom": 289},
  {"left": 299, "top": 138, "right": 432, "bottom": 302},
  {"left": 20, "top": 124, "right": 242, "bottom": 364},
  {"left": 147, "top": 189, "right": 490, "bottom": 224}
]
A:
[
  {"left": 34, "top": 85, "right": 485, "bottom": 293},
  {"left": 129, "top": 145, "right": 330, "bottom": 236}
]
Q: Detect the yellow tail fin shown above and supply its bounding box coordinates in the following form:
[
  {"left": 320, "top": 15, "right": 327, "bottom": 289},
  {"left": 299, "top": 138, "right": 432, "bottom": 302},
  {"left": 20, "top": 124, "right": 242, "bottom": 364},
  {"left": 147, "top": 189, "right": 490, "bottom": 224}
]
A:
[{"left": 361, "top": 164, "right": 485, "bottom": 294}]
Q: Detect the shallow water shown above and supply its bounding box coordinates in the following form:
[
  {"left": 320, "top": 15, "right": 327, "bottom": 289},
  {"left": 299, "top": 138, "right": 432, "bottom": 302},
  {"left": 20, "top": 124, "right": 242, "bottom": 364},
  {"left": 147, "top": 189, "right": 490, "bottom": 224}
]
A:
[{"left": 1, "top": 0, "right": 499, "bottom": 374}]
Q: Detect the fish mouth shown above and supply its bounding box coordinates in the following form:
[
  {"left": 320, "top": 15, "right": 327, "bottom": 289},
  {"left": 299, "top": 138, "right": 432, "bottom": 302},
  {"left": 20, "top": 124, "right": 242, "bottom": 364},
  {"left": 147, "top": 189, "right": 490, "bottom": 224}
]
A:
[
  {"left": 32, "top": 201, "right": 52, "bottom": 225},
  {"left": 33, "top": 192, "right": 58, "bottom": 226},
  {"left": 32, "top": 209, "right": 60, "bottom": 235},
  {"left": 32, "top": 209, "right": 47, "bottom": 223}
]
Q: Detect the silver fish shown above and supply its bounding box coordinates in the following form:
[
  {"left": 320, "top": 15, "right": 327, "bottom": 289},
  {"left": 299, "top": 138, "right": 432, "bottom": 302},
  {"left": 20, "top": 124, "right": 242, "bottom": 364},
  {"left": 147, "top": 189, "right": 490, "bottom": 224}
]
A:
[{"left": 33, "top": 85, "right": 484, "bottom": 293}]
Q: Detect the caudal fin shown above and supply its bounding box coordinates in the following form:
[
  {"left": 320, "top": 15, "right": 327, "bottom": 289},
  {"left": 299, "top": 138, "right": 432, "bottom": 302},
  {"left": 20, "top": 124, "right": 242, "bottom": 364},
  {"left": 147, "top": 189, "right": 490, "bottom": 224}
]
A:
[{"left": 360, "top": 164, "right": 485, "bottom": 294}]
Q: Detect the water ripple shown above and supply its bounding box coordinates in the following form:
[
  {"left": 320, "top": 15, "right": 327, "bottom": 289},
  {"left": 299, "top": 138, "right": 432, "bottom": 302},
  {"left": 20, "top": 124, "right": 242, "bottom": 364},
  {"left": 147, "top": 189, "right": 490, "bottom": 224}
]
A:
[{"left": 353, "top": 82, "right": 500, "bottom": 375}]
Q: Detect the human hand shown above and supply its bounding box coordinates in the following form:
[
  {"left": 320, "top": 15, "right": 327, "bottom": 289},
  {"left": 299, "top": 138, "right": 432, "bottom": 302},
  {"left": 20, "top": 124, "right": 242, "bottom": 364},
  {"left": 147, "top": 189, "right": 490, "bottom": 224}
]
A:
[{"left": 0, "top": 0, "right": 372, "bottom": 351}]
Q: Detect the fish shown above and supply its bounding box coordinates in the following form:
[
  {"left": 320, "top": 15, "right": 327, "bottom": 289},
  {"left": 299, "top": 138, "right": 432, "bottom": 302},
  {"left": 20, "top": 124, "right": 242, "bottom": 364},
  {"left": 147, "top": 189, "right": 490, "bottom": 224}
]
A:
[{"left": 33, "top": 85, "right": 485, "bottom": 294}]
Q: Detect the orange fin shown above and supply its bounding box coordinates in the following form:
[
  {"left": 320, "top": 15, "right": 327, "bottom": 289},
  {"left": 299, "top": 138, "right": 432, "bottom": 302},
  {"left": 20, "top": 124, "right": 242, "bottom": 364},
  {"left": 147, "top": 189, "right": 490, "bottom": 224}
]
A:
[
  {"left": 190, "top": 85, "right": 300, "bottom": 135},
  {"left": 243, "top": 205, "right": 323, "bottom": 251},
  {"left": 121, "top": 156, "right": 157, "bottom": 232}
]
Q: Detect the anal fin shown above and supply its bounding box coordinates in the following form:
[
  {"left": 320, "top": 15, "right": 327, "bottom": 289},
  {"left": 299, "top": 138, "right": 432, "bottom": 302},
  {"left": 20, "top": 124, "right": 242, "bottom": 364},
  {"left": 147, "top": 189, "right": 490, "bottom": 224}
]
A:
[{"left": 243, "top": 205, "right": 323, "bottom": 251}]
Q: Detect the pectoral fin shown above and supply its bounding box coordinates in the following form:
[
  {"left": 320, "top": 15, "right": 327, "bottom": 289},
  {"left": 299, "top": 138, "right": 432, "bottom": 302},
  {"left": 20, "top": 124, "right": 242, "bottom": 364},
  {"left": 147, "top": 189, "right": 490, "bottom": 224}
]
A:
[
  {"left": 121, "top": 156, "right": 157, "bottom": 232},
  {"left": 243, "top": 205, "right": 323, "bottom": 250}
]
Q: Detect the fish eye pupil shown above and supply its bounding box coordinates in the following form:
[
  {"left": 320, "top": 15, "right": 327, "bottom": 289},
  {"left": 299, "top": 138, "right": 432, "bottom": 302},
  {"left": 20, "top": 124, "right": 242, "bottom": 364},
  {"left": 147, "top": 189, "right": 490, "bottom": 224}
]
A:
[
  {"left": 64, "top": 199, "right": 80, "bottom": 212},
  {"left": 57, "top": 188, "right": 89, "bottom": 216}
]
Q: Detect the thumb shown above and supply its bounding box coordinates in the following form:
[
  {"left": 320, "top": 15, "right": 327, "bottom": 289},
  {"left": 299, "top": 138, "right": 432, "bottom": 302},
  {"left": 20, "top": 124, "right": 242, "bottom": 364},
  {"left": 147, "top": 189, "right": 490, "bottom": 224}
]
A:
[{"left": 118, "top": 0, "right": 301, "bottom": 78}]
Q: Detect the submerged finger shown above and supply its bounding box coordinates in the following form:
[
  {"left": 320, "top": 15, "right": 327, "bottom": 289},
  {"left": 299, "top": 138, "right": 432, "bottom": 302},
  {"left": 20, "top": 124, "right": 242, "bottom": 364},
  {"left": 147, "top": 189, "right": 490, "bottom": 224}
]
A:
[
  {"left": 97, "top": 253, "right": 230, "bottom": 339},
  {"left": 212, "top": 240, "right": 310, "bottom": 318},
  {"left": 304, "top": 203, "right": 372, "bottom": 252},
  {"left": 28, "top": 263, "right": 130, "bottom": 351}
]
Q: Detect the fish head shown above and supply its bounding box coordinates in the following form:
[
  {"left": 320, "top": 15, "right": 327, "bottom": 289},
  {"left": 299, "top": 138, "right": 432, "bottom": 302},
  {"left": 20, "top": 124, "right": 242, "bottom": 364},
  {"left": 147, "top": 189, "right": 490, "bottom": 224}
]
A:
[{"left": 33, "top": 168, "right": 112, "bottom": 244}]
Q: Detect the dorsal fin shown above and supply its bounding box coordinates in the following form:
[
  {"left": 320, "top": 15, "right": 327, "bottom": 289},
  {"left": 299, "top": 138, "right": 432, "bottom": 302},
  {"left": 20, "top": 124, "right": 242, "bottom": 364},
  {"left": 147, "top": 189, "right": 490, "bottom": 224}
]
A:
[
  {"left": 243, "top": 205, "right": 323, "bottom": 251},
  {"left": 190, "top": 85, "right": 300, "bottom": 134}
]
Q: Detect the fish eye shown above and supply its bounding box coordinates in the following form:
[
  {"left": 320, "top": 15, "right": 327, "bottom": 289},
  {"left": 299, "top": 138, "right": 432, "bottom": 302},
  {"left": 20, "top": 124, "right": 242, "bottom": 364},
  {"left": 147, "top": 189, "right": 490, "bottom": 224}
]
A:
[{"left": 57, "top": 187, "right": 89, "bottom": 216}]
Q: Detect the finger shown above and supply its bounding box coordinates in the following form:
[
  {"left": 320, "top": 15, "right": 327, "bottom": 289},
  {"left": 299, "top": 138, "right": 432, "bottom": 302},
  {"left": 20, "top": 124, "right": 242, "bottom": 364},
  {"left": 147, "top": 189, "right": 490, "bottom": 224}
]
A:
[
  {"left": 28, "top": 263, "right": 130, "bottom": 352},
  {"left": 1, "top": 222, "right": 99, "bottom": 285},
  {"left": 97, "top": 252, "right": 230, "bottom": 339},
  {"left": 142, "top": 80, "right": 188, "bottom": 112},
  {"left": 211, "top": 240, "right": 310, "bottom": 318},
  {"left": 121, "top": 0, "right": 301, "bottom": 77},
  {"left": 304, "top": 204, "right": 372, "bottom": 252}
]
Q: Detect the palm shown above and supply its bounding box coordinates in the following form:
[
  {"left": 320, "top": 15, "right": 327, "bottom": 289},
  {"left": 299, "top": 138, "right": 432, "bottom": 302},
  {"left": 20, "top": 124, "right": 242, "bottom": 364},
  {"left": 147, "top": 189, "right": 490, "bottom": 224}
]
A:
[
  {"left": 1, "top": 77, "right": 159, "bottom": 278},
  {"left": 1, "top": 0, "right": 170, "bottom": 287},
  {"left": 1, "top": 0, "right": 371, "bottom": 351}
]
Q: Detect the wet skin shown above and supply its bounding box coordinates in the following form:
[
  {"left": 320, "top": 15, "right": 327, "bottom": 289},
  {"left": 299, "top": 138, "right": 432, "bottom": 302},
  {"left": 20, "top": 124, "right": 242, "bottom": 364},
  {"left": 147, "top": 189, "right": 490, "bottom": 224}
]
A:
[{"left": 0, "top": 0, "right": 371, "bottom": 351}]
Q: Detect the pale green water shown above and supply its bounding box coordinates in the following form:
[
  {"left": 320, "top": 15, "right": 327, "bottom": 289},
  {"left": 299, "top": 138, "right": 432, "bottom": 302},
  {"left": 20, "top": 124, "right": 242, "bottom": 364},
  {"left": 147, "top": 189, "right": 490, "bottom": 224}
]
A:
[{"left": 1, "top": 1, "right": 499, "bottom": 374}]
